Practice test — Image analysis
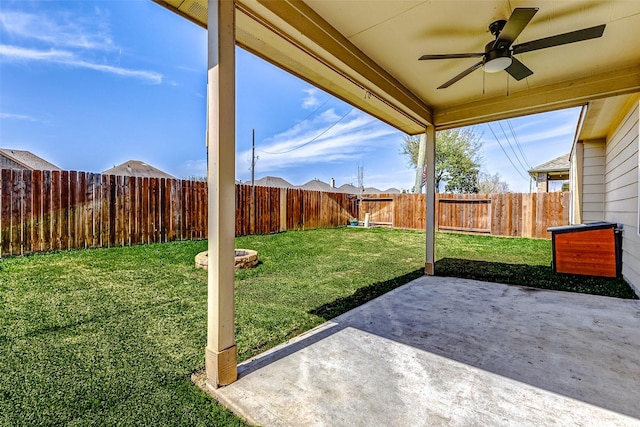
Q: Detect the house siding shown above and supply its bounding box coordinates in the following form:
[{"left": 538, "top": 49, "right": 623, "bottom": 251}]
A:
[
  {"left": 0, "top": 156, "right": 26, "bottom": 170},
  {"left": 582, "top": 140, "right": 605, "bottom": 222},
  {"left": 604, "top": 101, "right": 639, "bottom": 294}
]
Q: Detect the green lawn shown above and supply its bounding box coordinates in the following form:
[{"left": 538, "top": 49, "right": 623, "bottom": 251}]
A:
[{"left": 0, "top": 228, "right": 636, "bottom": 425}]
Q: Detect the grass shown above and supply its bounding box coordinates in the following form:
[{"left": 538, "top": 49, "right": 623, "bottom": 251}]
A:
[
  {"left": 234, "top": 227, "right": 426, "bottom": 359},
  {"left": 0, "top": 242, "right": 245, "bottom": 426},
  {"left": 0, "top": 228, "right": 636, "bottom": 425}
]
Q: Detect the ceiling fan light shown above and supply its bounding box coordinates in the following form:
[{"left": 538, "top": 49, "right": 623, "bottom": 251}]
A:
[{"left": 484, "top": 57, "right": 512, "bottom": 73}]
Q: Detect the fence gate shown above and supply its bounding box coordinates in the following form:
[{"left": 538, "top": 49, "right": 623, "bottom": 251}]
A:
[
  {"left": 360, "top": 197, "right": 394, "bottom": 226},
  {"left": 437, "top": 194, "right": 491, "bottom": 233}
]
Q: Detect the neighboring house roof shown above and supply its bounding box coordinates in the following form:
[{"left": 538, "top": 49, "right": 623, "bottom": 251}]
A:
[
  {"left": 363, "top": 186, "right": 384, "bottom": 194},
  {"left": 529, "top": 153, "right": 570, "bottom": 179},
  {"left": 337, "top": 183, "right": 360, "bottom": 194},
  {"left": 249, "top": 177, "right": 396, "bottom": 194},
  {"left": 0, "top": 148, "right": 61, "bottom": 171},
  {"left": 254, "top": 176, "right": 294, "bottom": 188},
  {"left": 299, "top": 179, "right": 334, "bottom": 192},
  {"left": 102, "top": 160, "right": 176, "bottom": 179},
  {"left": 383, "top": 187, "right": 401, "bottom": 194}
]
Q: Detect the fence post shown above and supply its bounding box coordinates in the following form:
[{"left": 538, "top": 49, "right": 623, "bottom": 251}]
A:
[
  {"left": 280, "top": 188, "right": 287, "bottom": 232},
  {"left": 250, "top": 184, "right": 255, "bottom": 235}
]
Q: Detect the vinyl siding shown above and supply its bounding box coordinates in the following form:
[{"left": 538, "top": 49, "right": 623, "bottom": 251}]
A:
[
  {"left": 604, "top": 101, "right": 639, "bottom": 295},
  {"left": 570, "top": 142, "right": 581, "bottom": 224},
  {"left": 582, "top": 140, "right": 605, "bottom": 222}
]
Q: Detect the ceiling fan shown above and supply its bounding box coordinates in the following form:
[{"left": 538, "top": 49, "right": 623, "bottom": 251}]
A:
[{"left": 418, "top": 8, "right": 605, "bottom": 89}]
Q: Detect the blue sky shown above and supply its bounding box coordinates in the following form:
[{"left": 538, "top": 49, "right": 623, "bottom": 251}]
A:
[{"left": 0, "top": 1, "right": 579, "bottom": 193}]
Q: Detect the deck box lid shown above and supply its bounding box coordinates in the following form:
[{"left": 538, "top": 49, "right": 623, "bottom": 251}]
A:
[{"left": 548, "top": 221, "right": 622, "bottom": 234}]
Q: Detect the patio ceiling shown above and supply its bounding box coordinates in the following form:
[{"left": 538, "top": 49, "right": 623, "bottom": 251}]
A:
[{"left": 154, "top": 0, "right": 640, "bottom": 134}]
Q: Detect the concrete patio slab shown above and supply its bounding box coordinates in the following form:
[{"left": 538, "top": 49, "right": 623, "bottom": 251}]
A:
[{"left": 210, "top": 276, "right": 640, "bottom": 426}]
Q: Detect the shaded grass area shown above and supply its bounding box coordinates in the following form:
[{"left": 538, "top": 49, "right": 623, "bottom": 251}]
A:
[
  {"left": 309, "top": 269, "right": 425, "bottom": 321},
  {"left": 437, "top": 259, "right": 637, "bottom": 299},
  {"left": 433, "top": 232, "right": 638, "bottom": 300}
]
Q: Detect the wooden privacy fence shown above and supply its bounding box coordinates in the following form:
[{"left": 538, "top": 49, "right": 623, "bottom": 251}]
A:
[
  {"left": 360, "top": 192, "right": 569, "bottom": 239},
  {"left": 0, "top": 169, "right": 357, "bottom": 256},
  {"left": 234, "top": 185, "right": 357, "bottom": 236},
  {"left": 0, "top": 169, "right": 207, "bottom": 256},
  {"left": 0, "top": 168, "right": 568, "bottom": 256}
]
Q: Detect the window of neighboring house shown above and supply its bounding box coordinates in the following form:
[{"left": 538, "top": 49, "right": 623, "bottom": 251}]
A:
[{"left": 548, "top": 180, "right": 570, "bottom": 192}]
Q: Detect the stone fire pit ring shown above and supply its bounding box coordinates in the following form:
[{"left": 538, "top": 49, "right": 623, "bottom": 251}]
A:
[{"left": 195, "top": 249, "right": 259, "bottom": 271}]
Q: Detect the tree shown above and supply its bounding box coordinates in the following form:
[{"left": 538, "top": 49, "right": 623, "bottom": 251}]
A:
[
  {"left": 401, "top": 128, "right": 482, "bottom": 193},
  {"left": 477, "top": 171, "right": 510, "bottom": 194}
]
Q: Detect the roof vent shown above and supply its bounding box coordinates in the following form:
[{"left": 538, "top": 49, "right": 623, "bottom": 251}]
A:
[{"left": 187, "top": 1, "right": 207, "bottom": 23}]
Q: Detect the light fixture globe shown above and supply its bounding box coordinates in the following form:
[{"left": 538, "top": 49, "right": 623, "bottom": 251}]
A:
[
  {"left": 484, "top": 56, "right": 512, "bottom": 73},
  {"left": 483, "top": 40, "right": 512, "bottom": 73}
]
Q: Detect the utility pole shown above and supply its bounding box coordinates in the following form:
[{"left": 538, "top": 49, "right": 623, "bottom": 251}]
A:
[
  {"left": 250, "top": 129, "right": 256, "bottom": 234},
  {"left": 251, "top": 129, "right": 255, "bottom": 186}
]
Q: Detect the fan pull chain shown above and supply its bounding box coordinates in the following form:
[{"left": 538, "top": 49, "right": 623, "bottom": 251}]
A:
[{"left": 482, "top": 70, "right": 485, "bottom": 95}]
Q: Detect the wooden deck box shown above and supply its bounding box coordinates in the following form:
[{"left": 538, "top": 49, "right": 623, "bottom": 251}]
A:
[{"left": 548, "top": 222, "right": 622, "bottom": 278}]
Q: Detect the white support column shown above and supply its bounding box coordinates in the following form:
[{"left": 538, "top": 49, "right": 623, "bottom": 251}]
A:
[
  {"left": 414, "top": 133, "right": 426, "bottom": 194},
  {"left": 425, "top": 126, "right": 436, "bottom": 275},
  {"left": 206, "top": 0, "right": 237, "bottom": 389}
]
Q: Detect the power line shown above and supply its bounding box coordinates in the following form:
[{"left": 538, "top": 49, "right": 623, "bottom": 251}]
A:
[
  {"left": 487, "top": 123, "right": 529, "bottom": 181},
  {"left": 297, "top": 96, "right": 332, "bottom": 124},
  {"left": 506, "top": 119, "right": 532, "bottom": 169},
  {"left": 255, "top": 96, "right": 331, "bottom": 154},
  {"left": 244, "top": 97, "right": 332, "bottom": 174},
  {"left": 497, "top": 121, "right": 529, "bottom": 175},
  {"left": 260, "top": 107, "right": 355, "bottom": 155}
]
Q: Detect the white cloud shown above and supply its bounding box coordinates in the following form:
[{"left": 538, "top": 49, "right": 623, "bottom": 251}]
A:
[
  {"left": 70, "top": 58, "right": 162, "bottom": 83},
  {"left": 480, "top": 117, "right": 576, "bottom": 154},
  {"left": 301, "top": 88, "right": 321, "bottom": 109},
  {"left": 241, "top": 109, "right": 397, "bottom": 173},
  {"left": 0, "top": 10, "right": 114, "bottom": 51},
  {"left": 0, "top": 10, "right": 162, "bottom": 84},
  {"left": 478, "top": 109, "right": 582, "bottom": 192},
  {"left": 0, "top": 112, "right": 40, "bottom": 122},
  {"left": 0, "top": 45, "right": 72, "bottom": 60},
  {"left": 0, "top": 44, "right": 162, "bottom": 84}
]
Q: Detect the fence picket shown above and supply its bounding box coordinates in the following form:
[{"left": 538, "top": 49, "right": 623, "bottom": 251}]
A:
[
  {"left": 22, "top": 170, "right": 33, "bottom": 254},
  {"left": 32, "top": 170, "right": 43, "bottom": 252}
]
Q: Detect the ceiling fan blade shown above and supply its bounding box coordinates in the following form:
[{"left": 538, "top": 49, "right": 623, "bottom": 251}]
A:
[
  {"left": 437, "top": 61, "right": 483, "bottom": 89},
  {"left": 419, "top": 53, "right": 483, "bottom": 60},
  {"left": 505, "top": 57, "right": 533, "bottom": 80},
  {"left": 513, "top": 24, "right": 605, "bottom": 55},
  {"left": 494, "top": 7, "right": 538, "bottom": 47}
]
